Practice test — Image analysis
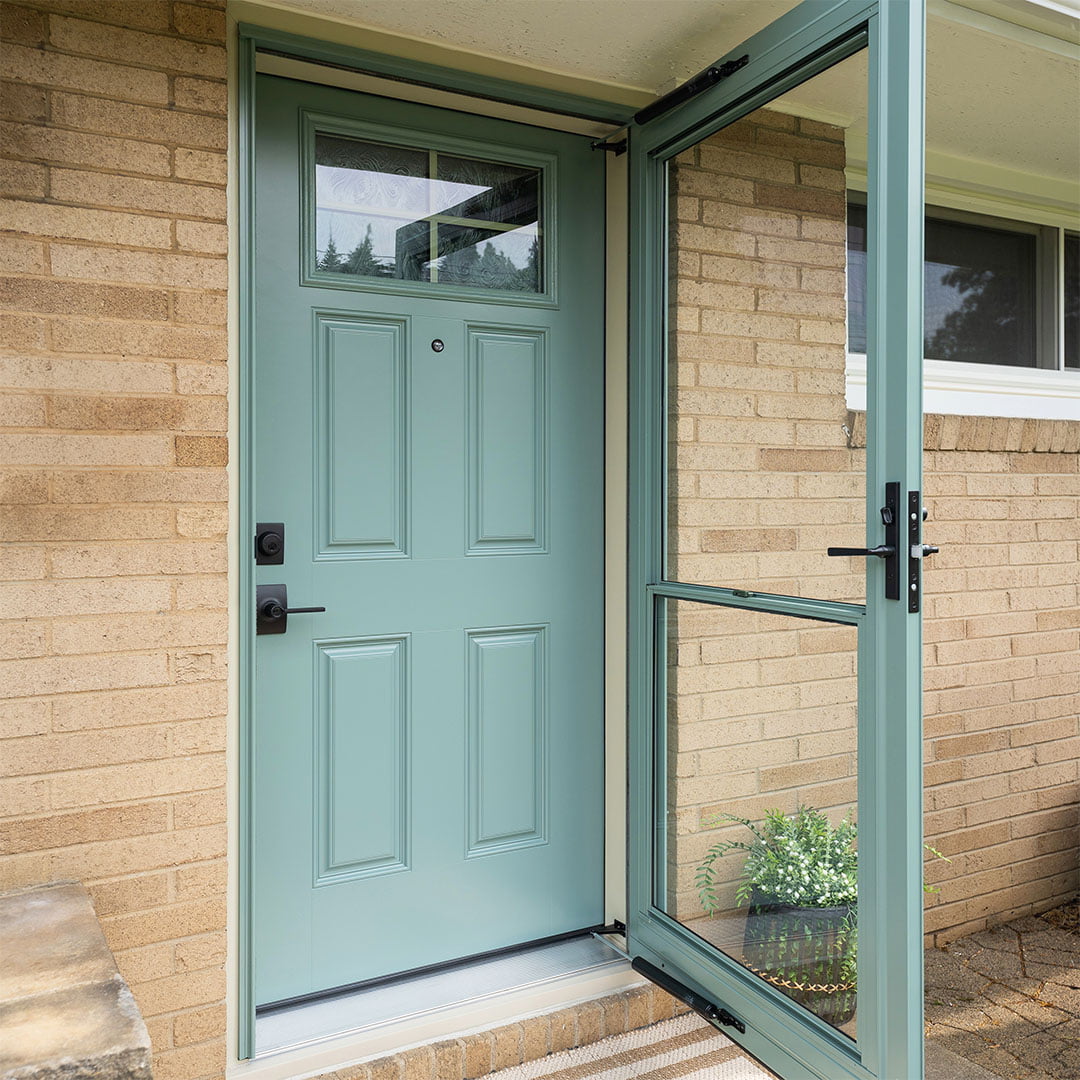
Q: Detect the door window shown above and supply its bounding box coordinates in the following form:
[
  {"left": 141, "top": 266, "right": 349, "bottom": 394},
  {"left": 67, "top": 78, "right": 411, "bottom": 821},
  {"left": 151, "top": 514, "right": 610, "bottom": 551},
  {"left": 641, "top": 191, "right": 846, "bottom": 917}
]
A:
[{"left": 313, "top": 132, "right": 543, "bottom": 292}]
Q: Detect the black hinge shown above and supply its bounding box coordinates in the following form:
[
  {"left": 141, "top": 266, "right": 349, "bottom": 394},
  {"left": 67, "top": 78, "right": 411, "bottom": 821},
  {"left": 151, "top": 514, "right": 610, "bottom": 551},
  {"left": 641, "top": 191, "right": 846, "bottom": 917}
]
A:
[
  {"left": 632, "top": 958, "right": 746, "bottom": 1035},
  {"left": 590, "top": 136, "right": 627, "bottom": 156}
]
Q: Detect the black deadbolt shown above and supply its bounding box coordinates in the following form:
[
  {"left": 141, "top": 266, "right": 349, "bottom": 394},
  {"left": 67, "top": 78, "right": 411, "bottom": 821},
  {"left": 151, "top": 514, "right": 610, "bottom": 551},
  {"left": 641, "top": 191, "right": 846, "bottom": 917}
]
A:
[
  {"left": 255, "top": 522, "right": 285, "bottom": 565},
  {"left": 431, "top": 339, "right": 445, "bottom": 353}
]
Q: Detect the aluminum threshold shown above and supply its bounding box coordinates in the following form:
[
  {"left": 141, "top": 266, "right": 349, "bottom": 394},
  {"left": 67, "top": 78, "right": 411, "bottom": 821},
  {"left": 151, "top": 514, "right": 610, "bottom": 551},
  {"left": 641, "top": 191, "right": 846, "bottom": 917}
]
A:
[{"left": 254, "top": 934, "right": 627, "bottom": 1056}]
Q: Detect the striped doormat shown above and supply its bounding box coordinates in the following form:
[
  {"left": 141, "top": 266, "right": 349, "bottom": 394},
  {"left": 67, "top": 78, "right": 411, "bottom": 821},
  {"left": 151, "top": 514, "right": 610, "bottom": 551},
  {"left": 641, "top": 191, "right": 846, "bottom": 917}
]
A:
[{"left": 489, "top": 1014, "right": 777, "bottom": 1080}]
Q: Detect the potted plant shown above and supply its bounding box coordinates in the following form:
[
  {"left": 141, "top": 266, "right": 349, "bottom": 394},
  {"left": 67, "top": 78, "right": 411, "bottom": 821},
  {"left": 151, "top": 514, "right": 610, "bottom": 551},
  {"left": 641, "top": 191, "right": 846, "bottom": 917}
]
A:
[{"left": 695, "top": 806, "right": 859, "bottom": 1026}]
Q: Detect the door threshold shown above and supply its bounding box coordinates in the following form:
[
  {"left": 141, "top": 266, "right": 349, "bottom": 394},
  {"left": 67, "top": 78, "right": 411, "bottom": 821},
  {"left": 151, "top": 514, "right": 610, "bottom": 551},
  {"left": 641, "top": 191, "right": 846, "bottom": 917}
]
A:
[{"left": 254, "top": 934, "right": 628, "bottom": 1057}]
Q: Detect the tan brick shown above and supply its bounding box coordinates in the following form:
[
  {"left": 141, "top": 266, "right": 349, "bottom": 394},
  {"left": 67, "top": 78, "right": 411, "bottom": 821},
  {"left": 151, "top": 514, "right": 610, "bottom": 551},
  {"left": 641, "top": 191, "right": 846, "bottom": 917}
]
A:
[
  {"left": 176, "top": 506, "right": 227, "bottom": 537},
  {"left": 519, "top": 1015, "right": 548, "bottom": 1060},
  {"left": 49, "top": 394, "right": 225, "bottom": 432},
  {"left": 0, "top": 236, "right": 46, "bottom": 275},
  {"left": 49, "top": 244, "right": 227, "bottom": 290},
  {"left": 49, "top": 751, "right": 223, "bottom": 809},
  {"left": 173, "top": 147, "right": 226, "bottom": 185},
  {"left": 50, "top": 167, "right": 226, "bottom": 219},
  {"left": 172, "top": 76, "right": 226, "bottom": 114},
  {"left": 50, "top": 318, "right": 224, "bottom": 360},
  {"left": 173, "top": 860, "right": 226, "bottom": 901},
  {"left": 548, "top": 1008, "right": 576, "bottom": 1052},
  {"left": 461, "top": 1031, "right": 492, "bottom": 1078},
  {"left": 172, "top": 1002, "right": 225, "bottom": 1048},
  {"left": 0, "top": 650, "right": 169, "bottom": 699},
  {"left": 51, "top": 468, "right": 225, "bottom": 503},
  {"left": 0, "top": 77, "right": 46, "bottom": 123},
  {"left": 48, "top": 16, "right": 225, "bottom": 78},
  {"left": 1, "top": 42, "right": 169, "bottom": 103},
  {"left": 148, "top": 1039, "right": 225, "bottom": 1080},
  {"left": 90, "top": 873, "right": 172, "bottom": 920},
  {"left": 172, "top": 789, "right": 227, "bottom": 830},
  {"left": 4, "top": 725, "right": 171, "bottom": 777},
  {"left": 3, "top": 198, "right": 172, "bottom": 248},
  {"left": 3, "top": 802, "right": 169, "bottom": 854},
  {"left": 1, "top": 276, "right": 170, "bottom": 320},
  {"left": 172, "top": 3, "right": 225, "bottom": 42},
  {"left": 0, "top": 698, "right": 50, "bottom": 737},
  {"left": 0, "top": 505, "right": 173, "bottom": 543},
  {"left": 0, "top": 776, "right": 50, "bottom": 818},
  {"left": 49, "top": 539, "right": 225, "bottom": 579},
  {"left": 174, "top": 931, "right": 226, "bottom": 974},
  {"left": 50, "top": 91, "right": 226, "bottom": 149},
  {"left": 0, "top": 119, "right": 170, "bottom": 176},
  {"left": 175, "top": 219, "right": 227, "bottom": 254},
  {"left": 175, "top": 434, "right": 227, "bottom": 466},
  {"left": 0, "top": 157, "right": 47, "bottom": 198},
  {"left": 0, "top": 394, "right": 47, "bottom": 427},
  {"left": 490, "top": 1024, "right": 522, "bottom": 1070},
  {"left": 51, "top": 612, "right": 225, "bottom": 656},
  {"left": 172, "top": 290, "right": 226, "bottom": 327},
  {"left": 0, "top": 4, "right": 47, "bottom": 47}
]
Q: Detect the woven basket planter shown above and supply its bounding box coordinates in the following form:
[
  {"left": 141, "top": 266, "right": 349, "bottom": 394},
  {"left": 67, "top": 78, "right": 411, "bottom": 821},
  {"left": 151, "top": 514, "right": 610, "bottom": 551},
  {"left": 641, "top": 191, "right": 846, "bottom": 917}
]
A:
[{"left": 742, "top": 888, "right": 857, "bottom": 1027}]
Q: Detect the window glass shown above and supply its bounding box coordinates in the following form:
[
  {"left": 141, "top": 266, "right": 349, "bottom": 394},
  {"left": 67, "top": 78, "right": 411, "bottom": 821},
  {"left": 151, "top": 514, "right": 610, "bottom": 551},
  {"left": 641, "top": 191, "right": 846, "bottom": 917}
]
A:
[
  {"left": 924, "top": 217, "right": 1037, "bottom": 366},
  {"left": 847, "top": 204, "right": 1039, "bottom": 367},
  {"left": 314, "top": 133, "right": 542, "bottom": 292},
  {"left": 1066, "top": 232, "right": 1079, "bottom": 370}
]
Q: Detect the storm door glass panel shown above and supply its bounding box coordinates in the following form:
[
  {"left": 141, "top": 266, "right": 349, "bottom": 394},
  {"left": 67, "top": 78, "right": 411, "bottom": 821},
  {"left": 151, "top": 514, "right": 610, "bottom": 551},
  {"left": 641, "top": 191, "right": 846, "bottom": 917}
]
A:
[
  {"left": 314, "top": 133, "right": 542, "bottom": 291},
  {"left": 658, "top": 598, "right": 859, "bottom": 1039},
  {"left": 665, "top": 50, "right": 868, "bottom": 601}
]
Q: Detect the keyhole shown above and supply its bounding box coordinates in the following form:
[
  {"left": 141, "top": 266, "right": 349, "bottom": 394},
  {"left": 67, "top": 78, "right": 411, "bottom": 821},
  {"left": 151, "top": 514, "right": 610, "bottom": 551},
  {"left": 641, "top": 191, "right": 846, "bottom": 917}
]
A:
[{"left": 431, "top": 339, "right": 445, "bottom": 353}]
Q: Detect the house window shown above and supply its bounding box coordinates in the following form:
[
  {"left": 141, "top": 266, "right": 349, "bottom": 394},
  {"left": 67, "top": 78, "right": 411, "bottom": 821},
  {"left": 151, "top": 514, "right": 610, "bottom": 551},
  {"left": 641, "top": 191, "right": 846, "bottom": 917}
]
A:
[{"left": 846, "top": 201, "right": 1080, "bottom": 420}]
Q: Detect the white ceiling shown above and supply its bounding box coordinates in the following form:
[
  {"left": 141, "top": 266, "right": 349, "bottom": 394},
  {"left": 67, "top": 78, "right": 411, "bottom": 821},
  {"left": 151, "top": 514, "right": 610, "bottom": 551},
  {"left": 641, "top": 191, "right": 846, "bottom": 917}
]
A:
[{"left": 255, "top": 0, "right": 1080, "bottom": 190}]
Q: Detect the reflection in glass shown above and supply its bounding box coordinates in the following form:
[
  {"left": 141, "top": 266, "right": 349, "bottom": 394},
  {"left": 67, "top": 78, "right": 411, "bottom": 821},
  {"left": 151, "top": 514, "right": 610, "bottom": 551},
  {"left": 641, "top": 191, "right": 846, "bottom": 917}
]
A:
[
  {"left": 658, "top": 599, "right": 858, "bottom": 1038},
  {"left": 664, "top": 50, "right": 868, "bottom": 600},
  {"left": 314, "top": 134, "right": 542, "bottom": 292},
  {"left": 848, "top": 204, "right": 1038, "bottom": 366}
]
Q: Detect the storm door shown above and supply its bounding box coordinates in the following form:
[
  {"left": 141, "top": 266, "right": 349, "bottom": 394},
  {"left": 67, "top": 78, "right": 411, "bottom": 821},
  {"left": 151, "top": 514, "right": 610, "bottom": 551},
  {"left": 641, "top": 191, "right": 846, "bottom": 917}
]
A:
[
  {"left": 627, "top": 2, "right": 927, "bottom": 1078},
  {"left": 250, "top": 75, "right": 605, "bottom": 1009}
]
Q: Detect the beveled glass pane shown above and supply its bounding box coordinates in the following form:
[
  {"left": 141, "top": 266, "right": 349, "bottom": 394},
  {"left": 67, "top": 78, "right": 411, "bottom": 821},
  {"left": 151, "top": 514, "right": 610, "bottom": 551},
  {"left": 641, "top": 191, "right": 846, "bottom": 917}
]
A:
[
  {"left": 665, "top": 51, "right": 868, "bottom": 600},
  {"left": 657, "top": 598, "right": 859, "bottom": 1039},
  {"left": 314, "top": 133, "right": 542, "bottom": 292}
]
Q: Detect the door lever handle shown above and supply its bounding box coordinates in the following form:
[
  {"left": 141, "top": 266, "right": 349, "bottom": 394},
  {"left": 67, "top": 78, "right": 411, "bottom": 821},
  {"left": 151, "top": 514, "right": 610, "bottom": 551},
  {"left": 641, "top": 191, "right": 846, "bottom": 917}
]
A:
[
  {"left": 826, "top": 545, "right": 895, "bottom": 558},
  {"left": 260, "top": 600, "right": 326, "bottom": 619},
  {"left": 256, "top": 584, "right": 325, "bottom": 635}
]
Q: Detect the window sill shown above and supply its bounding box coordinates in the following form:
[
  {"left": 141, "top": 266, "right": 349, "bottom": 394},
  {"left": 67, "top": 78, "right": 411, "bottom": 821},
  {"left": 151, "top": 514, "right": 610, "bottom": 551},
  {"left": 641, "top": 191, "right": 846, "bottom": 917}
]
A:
[{"left": 846, "top": 353, "right": 1080, "bottom": 421}]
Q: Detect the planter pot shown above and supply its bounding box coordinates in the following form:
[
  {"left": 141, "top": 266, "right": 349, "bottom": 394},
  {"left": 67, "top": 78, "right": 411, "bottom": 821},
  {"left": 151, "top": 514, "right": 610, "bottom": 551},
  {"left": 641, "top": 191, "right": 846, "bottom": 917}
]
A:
[{"left": 742, "top": 887, "right": 857, "bottom": 1027}]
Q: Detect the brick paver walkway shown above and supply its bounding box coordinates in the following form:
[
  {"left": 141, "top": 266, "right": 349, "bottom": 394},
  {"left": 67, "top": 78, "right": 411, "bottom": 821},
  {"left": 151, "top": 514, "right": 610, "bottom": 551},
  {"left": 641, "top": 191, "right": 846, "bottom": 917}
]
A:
[{"left": 925, "top": 901, "right": 1080, "bottom": 1080}]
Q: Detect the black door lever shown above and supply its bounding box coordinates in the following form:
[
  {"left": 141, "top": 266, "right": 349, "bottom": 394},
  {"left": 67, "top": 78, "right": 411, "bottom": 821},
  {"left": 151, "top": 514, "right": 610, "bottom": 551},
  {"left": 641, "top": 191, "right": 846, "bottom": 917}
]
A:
[
  {"left": 256, "top": 584, "right": 326, "bottom": 635},
  {"left": 825, "top": 482, "right": 901, "bottom": 600},
  {"left": 826, "top": 544, "right": 895, "bottom": 558}
]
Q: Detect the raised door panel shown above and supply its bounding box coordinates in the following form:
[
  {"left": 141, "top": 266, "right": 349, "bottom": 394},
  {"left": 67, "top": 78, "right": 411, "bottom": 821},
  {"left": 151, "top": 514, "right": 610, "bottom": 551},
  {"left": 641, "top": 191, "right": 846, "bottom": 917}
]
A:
[
  {"left": 465, "top": 626, "right": 547, "bottom": 856},
  {"left": 315, "top": 635, "right": 410, "bottom": 884},
  {"left": 466, "top": 327, "right": 547, "bottom": 554},
  {"left": 315, "top": 314, "right": 409, "bottom": 559}
]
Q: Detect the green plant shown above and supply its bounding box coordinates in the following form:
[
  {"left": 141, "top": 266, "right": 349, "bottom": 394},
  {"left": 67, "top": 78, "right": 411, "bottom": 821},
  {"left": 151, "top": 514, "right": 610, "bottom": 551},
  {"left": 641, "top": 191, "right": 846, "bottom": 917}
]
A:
[{"left": 695, "top": 806, "right": 857, "bottom": 915}]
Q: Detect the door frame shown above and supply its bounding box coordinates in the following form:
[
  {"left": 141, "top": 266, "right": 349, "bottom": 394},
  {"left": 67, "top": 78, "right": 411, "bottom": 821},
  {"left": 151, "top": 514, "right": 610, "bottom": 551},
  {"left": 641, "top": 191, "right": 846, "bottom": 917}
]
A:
[
  {"left": 626, "top": 2, "right": 926, "bottom": 1078},
  {"left": 236, "top": 24, "right": 635, "bottom": 1060}
]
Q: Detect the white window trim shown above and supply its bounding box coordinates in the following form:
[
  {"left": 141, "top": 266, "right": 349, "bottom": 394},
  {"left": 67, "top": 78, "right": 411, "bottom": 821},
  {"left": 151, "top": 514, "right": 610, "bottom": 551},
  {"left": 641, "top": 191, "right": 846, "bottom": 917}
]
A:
[{"left": 846, "top": 352, "right": 1080, "bottom": 420}]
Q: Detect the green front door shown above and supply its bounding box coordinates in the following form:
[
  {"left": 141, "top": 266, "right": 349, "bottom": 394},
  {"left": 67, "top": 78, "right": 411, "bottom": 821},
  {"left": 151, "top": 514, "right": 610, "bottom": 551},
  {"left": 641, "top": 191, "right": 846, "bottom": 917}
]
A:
[{"left": 252, "top": 75, "right": 605, "bottom": 1006}]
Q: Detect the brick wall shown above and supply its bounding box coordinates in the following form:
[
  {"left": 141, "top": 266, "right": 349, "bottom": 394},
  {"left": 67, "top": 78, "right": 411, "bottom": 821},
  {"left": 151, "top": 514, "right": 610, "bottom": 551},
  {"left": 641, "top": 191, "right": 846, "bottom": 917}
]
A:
[
  {"left": 665, "top": 106, "right": 1079, "bottom": 936},
  {"left": 918, "top": 418, "right": 1079, "bottom": 943},
  {"left": 0, "top": 3, "right": 229, "bottom": 1078}
]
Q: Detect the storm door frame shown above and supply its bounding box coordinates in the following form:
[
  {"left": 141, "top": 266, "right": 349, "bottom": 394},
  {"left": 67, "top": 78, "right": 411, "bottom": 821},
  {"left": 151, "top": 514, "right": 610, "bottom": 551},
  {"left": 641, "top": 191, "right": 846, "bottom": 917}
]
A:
[{"left": 626, "top": 2, "right": 927, "bottom": 1077}]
